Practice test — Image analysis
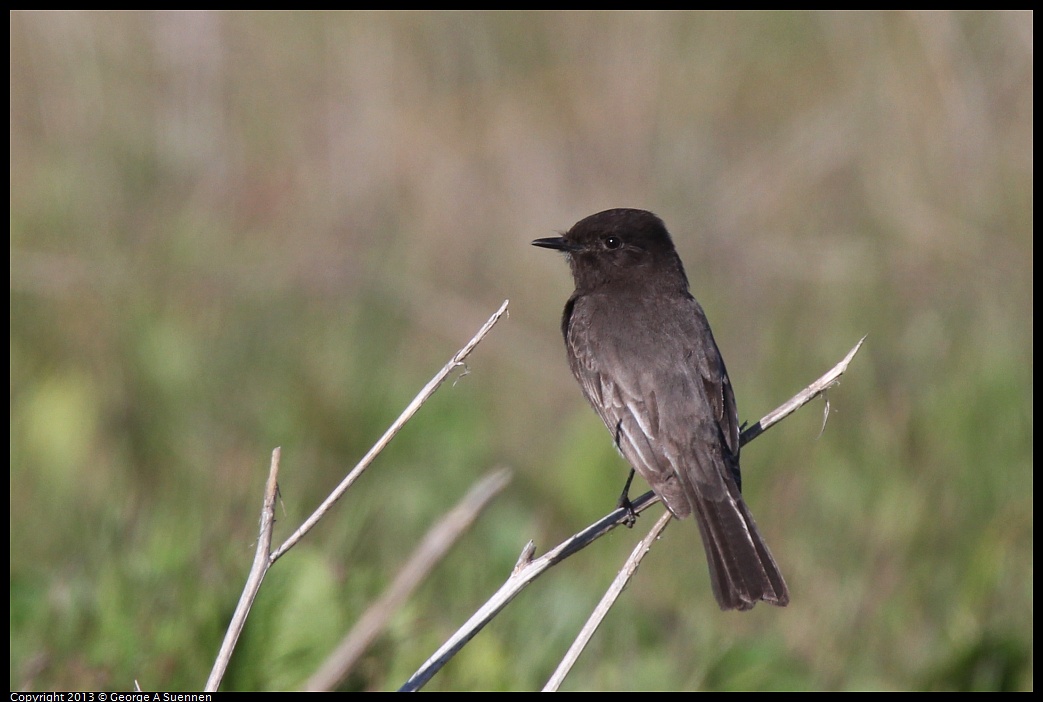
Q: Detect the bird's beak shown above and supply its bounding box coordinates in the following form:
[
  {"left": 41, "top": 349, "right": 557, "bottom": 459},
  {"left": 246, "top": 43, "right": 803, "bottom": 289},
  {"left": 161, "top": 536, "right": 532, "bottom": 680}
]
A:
[{"left": 532, "top": 236, "right": 574, "bottom": 251}]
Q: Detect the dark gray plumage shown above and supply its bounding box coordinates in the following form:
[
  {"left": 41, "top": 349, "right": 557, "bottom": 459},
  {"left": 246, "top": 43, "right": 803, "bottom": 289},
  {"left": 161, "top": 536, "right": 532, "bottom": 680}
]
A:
[{"left": 533, "top": 208, "right": 788, "bottom": 611}]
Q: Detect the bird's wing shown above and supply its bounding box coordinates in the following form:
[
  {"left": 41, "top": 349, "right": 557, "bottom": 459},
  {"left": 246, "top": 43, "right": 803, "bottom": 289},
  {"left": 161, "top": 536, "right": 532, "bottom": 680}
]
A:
[
  {"left": 565, "top": 292, "right": 740, "bottom": 516},
  {"left": 565, "top": 290, "right": 787, "bottom": 610}
]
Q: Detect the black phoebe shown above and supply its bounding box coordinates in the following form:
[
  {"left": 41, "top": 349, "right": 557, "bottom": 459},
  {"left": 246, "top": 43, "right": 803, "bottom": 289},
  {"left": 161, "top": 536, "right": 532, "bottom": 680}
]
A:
[{"left": 533, "top": 208, "right": 788, "bottom": 611}]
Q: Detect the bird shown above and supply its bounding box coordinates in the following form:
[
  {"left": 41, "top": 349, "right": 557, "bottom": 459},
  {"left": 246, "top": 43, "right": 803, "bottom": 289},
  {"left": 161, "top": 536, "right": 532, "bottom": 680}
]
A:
[{"left": 532, "top": 208, "right": 788, "bottom": 610}]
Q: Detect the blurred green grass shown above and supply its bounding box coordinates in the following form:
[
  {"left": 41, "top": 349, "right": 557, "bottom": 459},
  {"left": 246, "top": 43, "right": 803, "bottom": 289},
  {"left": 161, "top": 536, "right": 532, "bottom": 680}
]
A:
[{"left": 10, "top": 10, "right": 1032, "bottom": 691}]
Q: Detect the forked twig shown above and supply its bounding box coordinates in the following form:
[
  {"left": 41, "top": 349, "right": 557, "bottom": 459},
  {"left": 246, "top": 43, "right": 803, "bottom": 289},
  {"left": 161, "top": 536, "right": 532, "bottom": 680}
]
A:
[
  {"left": 543, "top": 509, "right": 673, "bottom": 691},
  {"left": 738, "top": 335, "right": 866, "bottom": 446},
  {"left": 401, "top": 335, "right": 867, "bottom": 691},
  {"left": 205, "top": 448, "right": 281, "bottom": 691},
  {"left": 204, "top": 300, "right": 510, "bottom": 692},
  {"left": 270, "top": 299, "right": 510, "bottom": 564}
]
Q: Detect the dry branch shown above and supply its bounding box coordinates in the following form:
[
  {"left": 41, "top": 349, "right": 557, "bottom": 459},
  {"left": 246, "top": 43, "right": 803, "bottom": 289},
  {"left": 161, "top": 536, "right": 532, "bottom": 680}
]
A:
[
  {"left": 401, "top": 335, "right": 867, "bottom": 691},
  {"left": 204, "top": 300, "right": 510, "bottom": 692}
]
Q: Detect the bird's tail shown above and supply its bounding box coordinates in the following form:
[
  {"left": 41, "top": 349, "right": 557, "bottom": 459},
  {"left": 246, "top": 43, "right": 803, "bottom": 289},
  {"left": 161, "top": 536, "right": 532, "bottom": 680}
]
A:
[{"left": 690, "top": 493, "right": 789, "bottom": 611}]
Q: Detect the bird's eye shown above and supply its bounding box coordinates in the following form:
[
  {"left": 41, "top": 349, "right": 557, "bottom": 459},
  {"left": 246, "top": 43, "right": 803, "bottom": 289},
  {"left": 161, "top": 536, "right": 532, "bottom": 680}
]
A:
[{"left": 603, "top": 236, "right": 623, "bottom": 250}]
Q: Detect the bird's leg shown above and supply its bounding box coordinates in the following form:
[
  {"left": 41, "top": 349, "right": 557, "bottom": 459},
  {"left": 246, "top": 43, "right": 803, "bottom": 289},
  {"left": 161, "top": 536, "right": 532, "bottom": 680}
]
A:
[
  {"left": 612, "top": 419, "right": 638, "bottom": 527},
  {"left": 616, "top": 468, "right": 638, "bottom": 528}
]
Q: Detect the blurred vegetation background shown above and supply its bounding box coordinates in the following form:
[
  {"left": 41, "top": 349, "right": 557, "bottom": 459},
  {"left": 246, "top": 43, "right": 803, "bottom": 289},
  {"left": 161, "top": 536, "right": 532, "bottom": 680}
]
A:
[{"left": 10, "top": 11, "right": 1032, "bottom": 691}]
